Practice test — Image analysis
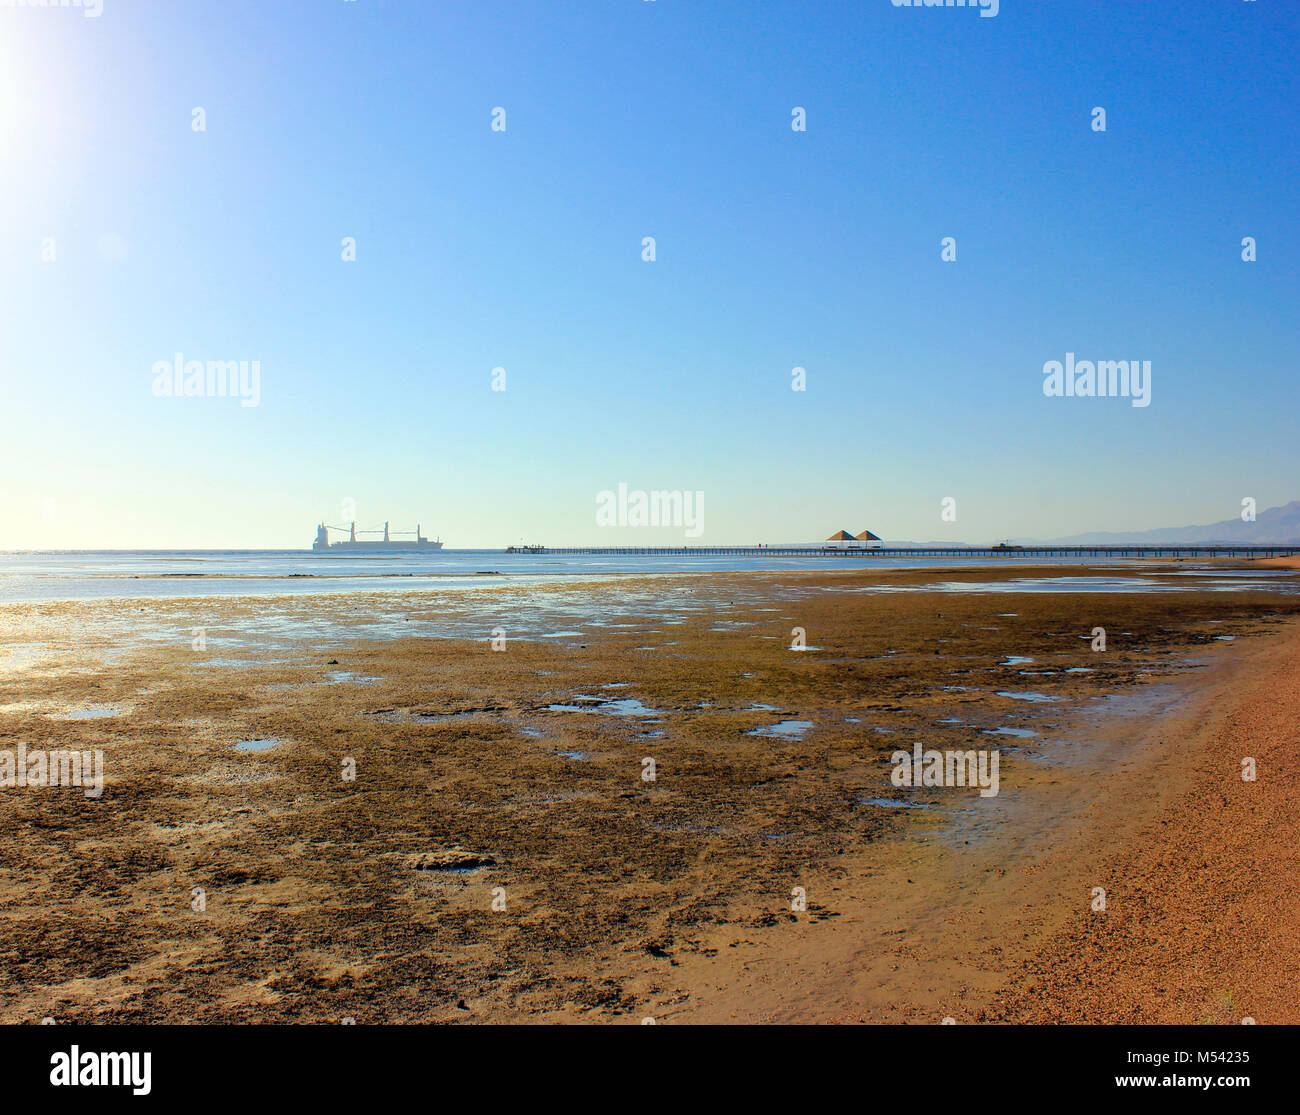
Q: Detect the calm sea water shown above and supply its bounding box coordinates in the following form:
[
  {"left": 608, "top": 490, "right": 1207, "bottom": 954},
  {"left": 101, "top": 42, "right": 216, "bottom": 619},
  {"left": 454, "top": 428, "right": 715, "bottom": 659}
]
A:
[
  {"left": 0, "top": 551, "right": 1295, "bottom": 673},
  {"left": 0, "top": 549, "right": 1293, "bottom": 605}
]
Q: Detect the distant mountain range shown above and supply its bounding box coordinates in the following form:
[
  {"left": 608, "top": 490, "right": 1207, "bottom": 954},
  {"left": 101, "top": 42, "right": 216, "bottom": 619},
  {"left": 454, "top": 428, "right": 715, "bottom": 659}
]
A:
[
  {"left": 853, "top": 500, "right": 1300, "bottom": 548},
  {"left": 1031, "top": 500, "right": 1300, "bottom": 546}
]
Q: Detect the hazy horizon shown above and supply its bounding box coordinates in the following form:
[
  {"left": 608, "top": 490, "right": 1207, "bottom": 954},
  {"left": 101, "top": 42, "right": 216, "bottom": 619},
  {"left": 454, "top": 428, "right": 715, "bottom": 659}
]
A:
[{"left": 3, "top": 491, "right": 1298, "bottom": 553}]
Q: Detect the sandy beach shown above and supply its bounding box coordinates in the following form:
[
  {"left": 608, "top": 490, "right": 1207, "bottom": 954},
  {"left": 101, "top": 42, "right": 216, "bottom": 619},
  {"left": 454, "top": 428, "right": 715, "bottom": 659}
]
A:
[{"left": 1, "top": 563, "right": 1297, "bottom": 1023}]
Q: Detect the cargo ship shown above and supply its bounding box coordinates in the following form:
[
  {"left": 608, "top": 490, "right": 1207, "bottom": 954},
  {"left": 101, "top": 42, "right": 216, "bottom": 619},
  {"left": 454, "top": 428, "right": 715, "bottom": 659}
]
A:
[{"left": 312, "top": 522, "right": 443, "bottom": 552}]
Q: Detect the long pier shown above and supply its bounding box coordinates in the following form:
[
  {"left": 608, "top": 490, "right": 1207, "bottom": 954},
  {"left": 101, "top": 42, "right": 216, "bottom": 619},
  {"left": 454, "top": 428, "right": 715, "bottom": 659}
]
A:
[{"left": 506, "top": 544, "right": 1300, "bottom": 559}]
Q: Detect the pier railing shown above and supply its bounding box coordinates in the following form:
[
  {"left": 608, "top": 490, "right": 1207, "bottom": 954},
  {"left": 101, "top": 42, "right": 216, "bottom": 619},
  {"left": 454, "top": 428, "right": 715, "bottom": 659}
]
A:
[{"left": 504, "top": 544, "right": 1300, "bottom": 559}]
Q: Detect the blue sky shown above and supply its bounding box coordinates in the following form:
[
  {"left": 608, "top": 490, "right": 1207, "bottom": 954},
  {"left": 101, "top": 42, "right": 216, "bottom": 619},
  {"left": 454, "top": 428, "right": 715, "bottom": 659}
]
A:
[{"left": 1, "top": 0, "right": 1296, "bottom": 548}]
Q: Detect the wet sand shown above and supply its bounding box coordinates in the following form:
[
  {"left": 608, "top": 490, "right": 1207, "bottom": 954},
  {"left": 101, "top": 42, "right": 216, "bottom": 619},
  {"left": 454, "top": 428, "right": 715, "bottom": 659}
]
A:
[{"left": 1, "top": 563, "right": 1297, "bottom": 1023}]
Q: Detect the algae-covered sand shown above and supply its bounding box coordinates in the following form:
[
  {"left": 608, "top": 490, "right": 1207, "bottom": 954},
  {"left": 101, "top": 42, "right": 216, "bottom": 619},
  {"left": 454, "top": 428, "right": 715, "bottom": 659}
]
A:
[{"left": 1, "top": 564, "right": 1297, "bottom": 1023}]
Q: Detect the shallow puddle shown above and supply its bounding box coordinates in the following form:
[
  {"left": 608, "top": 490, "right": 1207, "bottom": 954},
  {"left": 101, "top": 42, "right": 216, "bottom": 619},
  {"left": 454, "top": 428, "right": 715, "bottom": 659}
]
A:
[
  {"left": 47, "top": 704, "right": 125, "bottom": 721},
  {"left": 234, "top": 738, "right": 282, "bottom": 753},
  {"left": 545, "top": 696, "right": 659, "bottom": 718},
  {"left": 995, "top": 691, "right": 1061, "bottom": 703},
  {"left": 747, "top": 720, "right": 813, "bottom": 739}
]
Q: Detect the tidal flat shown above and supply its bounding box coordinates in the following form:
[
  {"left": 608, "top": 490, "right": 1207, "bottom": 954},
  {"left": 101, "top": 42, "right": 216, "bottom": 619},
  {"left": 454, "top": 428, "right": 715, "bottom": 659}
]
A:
[{"left": 1, "top": 563, "right": 1296, "bottom": 1023}]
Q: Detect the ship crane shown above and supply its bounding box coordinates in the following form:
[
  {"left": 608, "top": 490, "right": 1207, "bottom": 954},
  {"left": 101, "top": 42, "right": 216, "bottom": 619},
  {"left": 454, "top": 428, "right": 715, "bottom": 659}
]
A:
[
  {"left": 323, "top": 522, "right": 425, "bottom": 541},
  {"left": 312, "top": 520, "right": 442, "bottom": 551}
]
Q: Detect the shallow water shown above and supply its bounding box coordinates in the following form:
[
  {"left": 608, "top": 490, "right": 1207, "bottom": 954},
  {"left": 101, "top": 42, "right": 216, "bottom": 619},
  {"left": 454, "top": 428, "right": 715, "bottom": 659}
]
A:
[
  {"left": 2, "top": 550, "right": 1294, "bottom": 606},
  {"left": 877, "top": 574, "right": 1300, "bottom": 596},
  {"left": 234, "top": 738, "right": 281, "bottom": 753},
  {"left": 546, "top": 696, "right": 659, "bottom": 718},
  {"left": 747, "top": 720, "right": 814, "bottom": 739},
  {"left": 47, "top": 704, "right": 124, "bottom": 721}
]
